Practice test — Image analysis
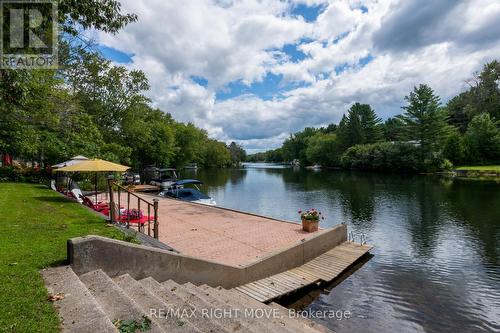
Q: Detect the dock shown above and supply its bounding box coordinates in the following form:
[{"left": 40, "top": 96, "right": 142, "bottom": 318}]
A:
[
  {"left": 102, "top": 191, "right": 336, "bottom": 266},
  {"left": 94, "top": 188, "right": 372, "bottom": 296},
  {"left": 234, "top": 242, "right": 372, "bottom": 302}
]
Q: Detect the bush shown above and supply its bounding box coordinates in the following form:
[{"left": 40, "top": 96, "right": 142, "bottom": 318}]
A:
[
  {"left": 0, "top": 166, "right": 50, "bottom": 183},
  {"left": 340, "top": 142, "right": 448, "bottom": 173}
]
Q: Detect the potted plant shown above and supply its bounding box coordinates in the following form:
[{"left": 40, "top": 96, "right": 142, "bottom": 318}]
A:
[{"left": 298, "top": 208, "right": 323, "bottom": 232}]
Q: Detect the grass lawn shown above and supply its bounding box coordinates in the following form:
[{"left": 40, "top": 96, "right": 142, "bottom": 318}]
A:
[
  {"left": 456, "top": 165, "right": 500, "bottom": 172},
  {"left": 0, "top": 183, "right": 125, "bottom": 333}
]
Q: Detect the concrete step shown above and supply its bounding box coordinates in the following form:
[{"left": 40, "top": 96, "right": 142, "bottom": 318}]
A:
[
  {"left": 221, "top": 286, "right": 322, "bottom": 333},
  {"left": 184, "top": 282, "right": 277, "bottom": 333},
  {"left": 113, "top": 274, "right": 200, "bottom": 333},
  {"left": 79, "top": 270, "right": 164, "bottom": 333},
  {"left": 163, "top": 281, "right": 261, "bottom": 332},
  {"left": 269, "top": 302, "right": 335, "bottom": 333},
  {"left": 141, "top": 278, "right": 230, "bottom": 333},
  {"left": 41, "top": 266, "right": 117, "bottom": 333},
  {"left": 197, "top": 284, "right": 302, "bottom": 333}
]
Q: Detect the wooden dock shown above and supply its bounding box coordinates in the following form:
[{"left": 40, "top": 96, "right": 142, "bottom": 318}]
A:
[{"left": 234, "top": 242, "right": 372, "bottom": 302}]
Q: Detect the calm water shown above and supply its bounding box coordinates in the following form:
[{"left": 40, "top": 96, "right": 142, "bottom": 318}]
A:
[{"left": 183, "top": 163, "right": 500, "bottom": 333}]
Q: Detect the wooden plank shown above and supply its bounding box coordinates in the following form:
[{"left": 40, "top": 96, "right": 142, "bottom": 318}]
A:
[
  {"left": 289, "top": 267, "right": 322, "bottom": 281},
  {"left": 255, "top": 277, "right": 292, "bottom": 293},
  {"left": 291, "top": 266, "right": 321, "bottom": 282},
  {"left": 285, "top": 268, "right": 319, "bottom": 282},
  {"left": 234, "top": 286, "right": 268, "bottom": 302},
  {"left": 323, "top": 252, "right": 359, "bottom": 264},
  {"left": 273, "top": 272, "right": 308, "bottom": 288},
  {"left": 246, "top": 281, "right": 281, "bottom": 298},
  {"left": 251, "top": 279, "right": 287, "bottom": 296},
  {"left": 303, "top": 261, "right": 341, "bottom": 275},
  {"left": 268, "top": 274, "right": 303, "bottom": 290},
  {"left": 312, "top": 255, "right": 350, "bottom": 268},
  {"left": 298, "top": 267, "right": 332, "bottom": 281},
  {"left": 286, "top": 270, "right": 320, "bottom": 284},
  {"left": 243, "top": 283, "right": 276, "bottom": 299},
  {"left": 233, "top": 241, "right": 372, "bottom": 302}
]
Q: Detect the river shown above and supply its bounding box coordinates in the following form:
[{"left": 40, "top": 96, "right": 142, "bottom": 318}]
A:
[{"left": 183, "top": 163, "right": 500, "bottom": 333}]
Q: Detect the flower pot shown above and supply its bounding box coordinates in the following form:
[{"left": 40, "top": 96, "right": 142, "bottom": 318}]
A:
[{"left": 302, "top": 218, "right": 319, "bottom": 232}]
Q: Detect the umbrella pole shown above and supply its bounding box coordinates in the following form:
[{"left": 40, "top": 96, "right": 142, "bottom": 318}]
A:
[{"left": 95, "top": 173, "right": 98, "bottom": 204}]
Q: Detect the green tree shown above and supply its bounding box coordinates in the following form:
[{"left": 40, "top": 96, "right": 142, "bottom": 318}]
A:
[
  {"left": 442, "top": 130, "right": 466, "bottom": 165},
  {"left": 398, "top": 84, "right": 451, "bottom": 157},
  {"left": 202, "top": 140, "right": 231, "bottom": 168},
  {"left": 336, "top": 103, "right": 382, "bottom": 150},
  {"left": 228, "top": 142, "right": 247, "bottom": 165},
  {"left": 464, "top": 113, "right": 500, "bottom": 164},
  {"left": 305, "top": 133, "right": 339, "bottom": 166},
  {"left": 383, "top": 117, "right": 405, "bottom": 141}
]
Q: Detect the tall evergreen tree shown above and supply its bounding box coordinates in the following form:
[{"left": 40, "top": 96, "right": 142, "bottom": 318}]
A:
[{"left": 398, "top": 84, "right": 451, "bottom": 157}]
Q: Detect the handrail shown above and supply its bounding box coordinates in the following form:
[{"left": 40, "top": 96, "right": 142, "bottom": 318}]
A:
[
  {"left": 107, "top": 179, "right": 159, "bottom": 239},
  {"left": 348, "top": 230, "right": 367, "bottom": 245}
]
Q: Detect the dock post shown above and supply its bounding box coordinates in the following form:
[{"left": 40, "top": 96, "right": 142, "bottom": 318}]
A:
[{"left": 153, "top": 199, "right": 159, "bottom": 239}]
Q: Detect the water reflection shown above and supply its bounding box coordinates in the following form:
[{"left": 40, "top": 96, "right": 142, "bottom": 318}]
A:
[{"left": 190, "top": 164, "right": 500, "bottom": 333}]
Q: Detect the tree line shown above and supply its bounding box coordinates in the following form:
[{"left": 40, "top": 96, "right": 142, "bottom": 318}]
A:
[
  {"left": 248, "top": 61, "right": 500, "bottom": 172},
  {"left": 0, "top": 0, "right": 247, "bottom": 171}
]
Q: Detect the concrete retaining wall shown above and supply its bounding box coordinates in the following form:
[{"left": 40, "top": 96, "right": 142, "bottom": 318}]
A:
[{"left": 68, "top": 224, "right": 347, "bottom": 288}]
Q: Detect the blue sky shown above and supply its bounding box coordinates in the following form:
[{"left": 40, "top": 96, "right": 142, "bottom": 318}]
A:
[
  {"left": 100, "top": 4, "right": 326, "bottom": 103},
  {"left": 97, "top": 0, "right": 500, "bottom": 153}
]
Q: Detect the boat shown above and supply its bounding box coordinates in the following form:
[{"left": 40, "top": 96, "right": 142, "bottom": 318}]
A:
[
  {"left": 305, "top": 164, "right": 322, "bottom": 170},
  {"left": 122, "top": 171, "right": 141, "bottom": 185},
  {"left": 158, "top": 179, "right": 216, "bottom": 206},
  {"left": 148, "top": 168, "right": 179, "bottom": 190},
  {"left": 184, "top": 163, "right": 198, "bottom": 170}
]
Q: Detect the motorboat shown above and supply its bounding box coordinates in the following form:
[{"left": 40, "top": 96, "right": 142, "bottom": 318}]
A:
[
  {"left": 158, "top": 179, "right": 216, "bottom": 206},
  {"left": 148, "top": 168, "right": 178, "bottom": 190},
  {"left": 122, "top": 171, "right": 141, "bottom": 185},
  {"left": 305, "top": 164, "right": 322, "bottom": 170},
  {"left": 184, "top": 163, "right": 198, "bottom": 170}
]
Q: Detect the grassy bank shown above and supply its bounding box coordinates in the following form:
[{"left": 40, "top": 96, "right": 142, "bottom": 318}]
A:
[
  {"left": 0, "top": 183, "right": 124, "bottom": 333},
  {"left": 455, "top": 165, "right": 500, "bottom": 172}
]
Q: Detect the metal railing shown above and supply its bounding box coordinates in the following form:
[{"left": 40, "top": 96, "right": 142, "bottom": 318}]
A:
[
  {"left": 107, "top": 179, "right": 159, "bottom": 239},
  {"left": 348, "top": 230, "right": 367, "bottom": 245}
]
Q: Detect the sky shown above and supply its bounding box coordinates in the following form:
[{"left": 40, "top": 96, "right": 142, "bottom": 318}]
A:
[{"left": 95, "top": 0, "right": 500, "bottom": 153}]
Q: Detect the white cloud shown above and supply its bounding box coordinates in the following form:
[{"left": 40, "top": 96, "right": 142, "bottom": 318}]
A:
[{"left": 97, "top": 0, "right": 500, "bottom": 151}]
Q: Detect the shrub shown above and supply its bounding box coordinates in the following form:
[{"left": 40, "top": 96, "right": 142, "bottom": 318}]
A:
[
  {"left": 340, "top": 142, "right": 448, "bottom": 173},
  {"left": 0, "top": 166, "right": 50, "bottom": 183}
]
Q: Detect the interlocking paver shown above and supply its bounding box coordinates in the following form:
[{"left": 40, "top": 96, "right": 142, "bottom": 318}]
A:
[{"left": 98, "top": 192, "right": 325, "bottom": 266}]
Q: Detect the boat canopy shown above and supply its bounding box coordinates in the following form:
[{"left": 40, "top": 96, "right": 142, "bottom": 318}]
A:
[{"left": 173, "top": 179, "right": 203, "bottom": 186}]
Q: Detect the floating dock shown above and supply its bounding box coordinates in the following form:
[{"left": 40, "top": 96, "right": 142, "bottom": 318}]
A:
[{"left": 235, "top": 242, "right": 372, "bottom": 302}]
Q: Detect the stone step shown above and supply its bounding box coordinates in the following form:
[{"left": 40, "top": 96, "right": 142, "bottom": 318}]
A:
[
  {"left": 268, "top": 302, "right": 335, "bottom": 333},
  {"left": 220, "top": 286, "right": 322, "bottom": 333},
  {"left": 113, "top": 274, "right": 201, "bottom": 333},
  {"left": 162, "top": 280, "right": 258, "bottom": 332},
  {"left": 41, "top": 266, "right": 117, "bottom": 333},
  {"left": 198, "top": 284, "right": 304, "bottom": 333},
  {"left": 184, "top": 282, "right": 279, "bottom": 333},
  {"left": 141, "top": 278, "right": 230, "bottom": 333},
  {"left": 79, "top": 270, "right": 164, "bottom": 333}
]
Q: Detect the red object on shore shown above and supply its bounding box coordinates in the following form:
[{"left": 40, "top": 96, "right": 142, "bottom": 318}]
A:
[
  {"left": 115, "top": 215, "right": 153, "bottom": 225},
  {"left": 2, "top": 154, "right": 12, "bottom": 166}
]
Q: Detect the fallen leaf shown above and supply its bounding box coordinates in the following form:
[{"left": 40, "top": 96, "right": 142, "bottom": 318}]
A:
[{"left": 48, "top": 293, "right": 65, "bottom": 302}]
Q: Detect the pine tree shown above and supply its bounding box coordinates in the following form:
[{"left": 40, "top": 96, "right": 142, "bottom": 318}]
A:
[{"left": 398, "top": 84, "right": 451, "bottom": 157}]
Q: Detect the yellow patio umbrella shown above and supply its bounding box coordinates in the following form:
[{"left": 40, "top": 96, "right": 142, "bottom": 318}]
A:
[{"left": 56, "top": 159, "right": 130, "bottom": 202}]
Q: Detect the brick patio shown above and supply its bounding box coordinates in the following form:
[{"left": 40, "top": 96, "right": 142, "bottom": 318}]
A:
[{"left": 104, "top": 192, "right": 325, "bottom": 266}]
